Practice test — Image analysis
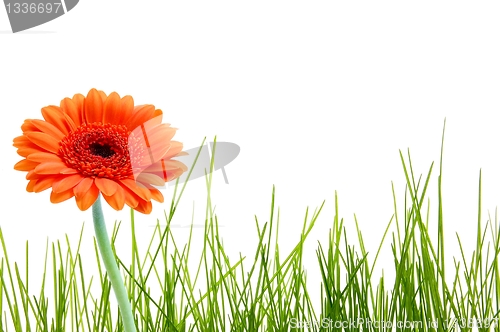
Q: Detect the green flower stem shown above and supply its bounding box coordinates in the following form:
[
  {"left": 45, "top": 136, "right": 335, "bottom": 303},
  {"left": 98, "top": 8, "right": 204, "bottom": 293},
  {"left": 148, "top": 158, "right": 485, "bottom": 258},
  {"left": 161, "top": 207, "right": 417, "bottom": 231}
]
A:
[{"left": 92, "top": 195, "right": 136, "bottom": 332}]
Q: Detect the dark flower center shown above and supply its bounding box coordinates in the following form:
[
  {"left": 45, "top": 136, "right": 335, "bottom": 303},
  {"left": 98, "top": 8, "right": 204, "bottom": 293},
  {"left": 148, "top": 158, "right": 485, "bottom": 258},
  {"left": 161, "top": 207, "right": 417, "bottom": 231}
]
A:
[
  {"left": 59, "top": 122, "right": 144, "bottom": 179},
  {"left": 89, "top": 143, "right": 115, "bottom": 158}
]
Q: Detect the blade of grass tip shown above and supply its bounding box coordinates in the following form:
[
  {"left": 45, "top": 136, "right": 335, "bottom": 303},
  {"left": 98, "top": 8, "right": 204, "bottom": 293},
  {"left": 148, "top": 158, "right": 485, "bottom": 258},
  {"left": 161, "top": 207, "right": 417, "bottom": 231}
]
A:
[
  {"left": 205, "top": 235, "right": 239, "bottom": 329},
  {"left": 52, "top": 242, "right": 58, "bottom": 330},
  {"left": 182, "top": 256, "right": 246, "bottom": 328},
  {"left": 255, "top": 202, "right": 279, "bottom": 326},
  {"left": 169, "top": 222, "right": 204, "bottom": 325},
  {"left": 408, "top": 157, "right": 453, "bottom": 325},
  {"left": 125, "top": 215, "right": 166, "bottom": 312},
  {"left": 63, "top": 223, "right": 86, "bottom": 322},
  {"left": 125, "top": 226, "right": 166, "bottom": 327},
  {"left": 127, "top": 209, "right": 155, "bottom": 331},
  {"left": 438, "top": 118, "right": 447, "bottom": 313},
  {"left": 485, "top": 212, "right": 498, "bottom": 303},
  {"left": 481, "top": 239, "right": 494, "bottom": 319},
  {"left": 0, "top": 227, "right": 23, "bottom": 332},
  {"left": 473, "top": 170, "right": 482, "bottom": 302},
  {"left": 265, "top": 185, "right": 276, "bottom": 278},
  {"left": 61, "top": 239, "right": 73, "bottom": 328},
  {"left": 77, "top": 254, "right": 93, "bottom": 332},
  {"left": 401, "top": 152, "right": 438, "bottom": 263},
  {"left": 13, "top": 263, "right": 30, "bottom": 332},
  {"left": 391, "top": 181, "right": 402, "bottom": 263},
  {"left": 92, "top": 236, "right": 106, "bottom": 297},
  {"left": 0, "top": 259, "right": 3, "bottom": 332},
  {"left": 476, "top": 220, "right": 490, "bottom": 320},
  {"left": 178, "top": 201, "right": 197, "bottom": 317},
  {"left": 172, "top": 256, "right": 204, "bottom": 332},
  {"left": 214, "top": 235, "right": 246, "bottom": 327},
  {"left": 170, "top": 137, "right": 207, "bottom": 218},
  {"left": 316, "top": 241, "right": 334, "bottom": 315},
  {"left": 333, "top": 192, "right": 342, "bottom": 294},
  {"left": 355, "top": 210, "right": 393, "bottom": 322},
  {"left": 250, "top": 202, "right": 324, "bottom": 317},
  {"left": 130, "top": 218, "right": 192, "bottom": 328},
  {"left": 223, "top": 216, "right": 276, "bottom": 328},
  {"left": 448, "top": 258, "right": 462, "bottom": 318},
  {"left": 353, "top": 213, "right": 370, "bottom": 307},
  {"left": 55, "top": 240, "right": 67, "bottom": 331},
  {"left": 456, "top": 172, "right": 484, "bottom": 327},
  {"left": 129, "top": 208, "right": 136, "bottom": 311},
  {"left": 32, "top": 237, "right": 49, "bottom": 332},
  {"left": 17, "top": 245, "right": 47, "bottom": 332},
  {"left": 118, "top": 262, "right": 169, "bottom": 326},
  {"left": 389, "top": 150, "right": 423, "bottom": 322},
  {"left": 233, "top": 215, "right": 268, "bottom": 317},
  {"left": 493, "top": 208, "right": 500, "bottom": 318},
  {"left": 24, "top": 241, "right": 28, "bottom": 332},
  {"left": 149, "top": 213, "right": 191, "bottom": 327},
  {"left": 456, "top": 233, "right": 473, "bottom": 318},
  {"left": 198, "top": 136, "right": 217, "bottom": 329}
]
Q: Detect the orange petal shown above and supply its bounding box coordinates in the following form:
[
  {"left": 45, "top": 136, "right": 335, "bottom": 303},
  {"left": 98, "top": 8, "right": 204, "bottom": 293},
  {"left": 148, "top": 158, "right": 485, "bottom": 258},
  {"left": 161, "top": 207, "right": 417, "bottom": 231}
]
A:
[
  {"left": 27, "top": 152, "right": 63, "bottom": 163},
  {"left": 135, "top": 200, "right": 152, "bottom": 214},
  {"left": 102, "top": 92, "right": 121, "bottom": 124},
  {"left": 34, "top": 162, "right": 68, "bottom": 174},
  {"left": 150, "top": 189, "right": 163, "bottom": 203},
  {"left": 73, "top": 177, "right": 93, "bottom": 197},
  {"left": 41, "top": 106, "right": 70, "bottom": 135},
  {"left": 60, "top": 97, "right": 82, "bottom": 127},
  {"left": 139, "top": 114, "right": 164, "bottom": 131},
  {"left": 60, "top": 168, "right": 79, "bottom": 174},
  {"left": 115, "top": 95, "right": 134, "bottom": 125},
  {"left": 102, "top": 185, "right": 125, "bottom": 211},
  {"left": 153, "top": 109, "right": 163, "bottom": 120},
  {"left": 166, "top": 168, "right": 186, "bottom": 183},
  {"left": 50, "top": 188, "right": 75, "bottom": 203},
  {"left": 75, "top": 182, "right": 99, "bottom": 211},
  {"left": 62, "top": 112, "right": 77, "bottom": 132},
  {"left": 144, "top": 185, "right": 164, "bottom": 203},
  {"left": 25, "top": 132, "right": 61, "bottom": 154},
  {"left": 26, "top": 179, "right": 37, "bottom": 192},
  {"left": 147, "top": 124, "right": 177, "bottom": 144},
  {"left": 84, "top": 89, "right": 104, "bottom": 124},
  {"left": 13, "top": 135, "right": 38, "bottom": 148},
  {"left": 21, "top": 120, "right": 39, "bottom": 132},
  {"left": 137, "top": 173, "right": 165, "bottom": 186},
  {"left": 98, "top": 90, "right": 107, "bottom": 102},
  {"left": 72, "top": 93, "right": 85, "bottom": 124},
  {"left": 162, "top": 141, "right": 185, "bottom": 160},
  {"left": 17, "top": 147, "right": 44, "bottom": 157},
  {"left": 26, "top": 170, "right": 41, "bottom": 180},
  {"left": 122, "top": 186, "right": 139, "bottom": 209},
  {"left": 14, "top": 159, "right": 39, "bottom": 171},
  {"left": 52, "top": 174, "right": 84, "bottom": 193},
  {"left": 30, "top": 119, "right": 65, "bottom": 140},
  {"left": 119, "top": 178, "right": 151, "bottom": 201},
  {"left": 95, "top": 177, "right": 118, "bottom": 196},
  {"left": 126, "top": 105, "right": 156, "bottom": 131},
  {"left": 175, "top": 151, "right": 189, "bottom": 157},
  {"left": 141, "top": 125, "right": 179, "bottom": 161},
  {"left": 131, "top": 127, "right": 175, "bottom": 165},
  {"left": 144, "top": 160, "right": 187, "bottom": 174},
  {"left": 33, "top": 176, "right": 57, "bottom": 193}
]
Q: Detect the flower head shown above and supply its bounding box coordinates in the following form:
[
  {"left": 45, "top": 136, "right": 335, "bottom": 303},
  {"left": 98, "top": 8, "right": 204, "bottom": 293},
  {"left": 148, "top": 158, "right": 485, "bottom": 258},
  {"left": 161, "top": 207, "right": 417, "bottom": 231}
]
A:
[{"left": 13, "top": 88, "right": 187, "bottom": 214}]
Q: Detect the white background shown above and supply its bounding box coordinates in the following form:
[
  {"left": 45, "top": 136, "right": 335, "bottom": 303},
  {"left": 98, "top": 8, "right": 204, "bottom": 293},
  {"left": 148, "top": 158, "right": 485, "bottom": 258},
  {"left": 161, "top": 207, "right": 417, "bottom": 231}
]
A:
[{"left": 1, "top": 0, "right": 500, "bottom": 316}]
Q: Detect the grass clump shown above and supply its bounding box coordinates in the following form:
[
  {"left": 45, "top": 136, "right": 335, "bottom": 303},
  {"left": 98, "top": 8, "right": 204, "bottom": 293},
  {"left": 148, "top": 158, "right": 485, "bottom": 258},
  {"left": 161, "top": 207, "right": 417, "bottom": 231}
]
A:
[{"left": 1, "top": 131, "right": 500, "bottom": 331}]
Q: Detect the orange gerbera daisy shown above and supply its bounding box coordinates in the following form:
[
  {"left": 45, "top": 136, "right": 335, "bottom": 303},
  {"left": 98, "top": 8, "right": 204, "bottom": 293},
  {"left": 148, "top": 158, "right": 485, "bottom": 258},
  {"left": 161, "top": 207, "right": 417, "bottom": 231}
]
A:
[{"left": 13, "top": 88, "right": 187, "bottom": 214}]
